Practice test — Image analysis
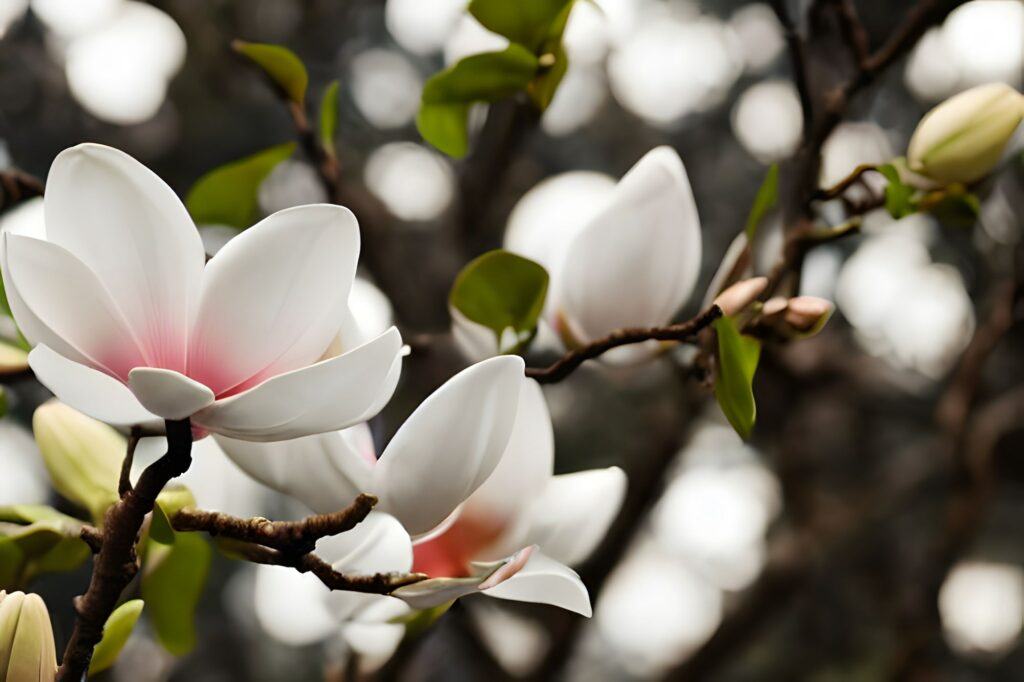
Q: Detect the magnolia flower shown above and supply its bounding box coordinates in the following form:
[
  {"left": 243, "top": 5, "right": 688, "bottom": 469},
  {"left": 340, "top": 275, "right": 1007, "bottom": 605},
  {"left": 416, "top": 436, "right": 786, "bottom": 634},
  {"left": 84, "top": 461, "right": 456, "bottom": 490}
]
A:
[
  {"left": 504, "top": 146, "right": 701, "bottom": 355},
  {"left": 0, "top": 591, "right": 57, "bottom": 682},
  {"left": 907, "top": 82, "right": 1024, "bottom": 185},
  {"left": 0, "top": 144, "right": 403, "bottom": 441}
]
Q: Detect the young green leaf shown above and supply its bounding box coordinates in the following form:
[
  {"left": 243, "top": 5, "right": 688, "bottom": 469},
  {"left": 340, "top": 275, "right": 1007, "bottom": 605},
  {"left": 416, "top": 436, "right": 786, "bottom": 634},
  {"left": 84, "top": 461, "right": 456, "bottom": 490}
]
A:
[
  {"left": 185, "top": 143, "right": 296, "bottom": 228},
  {"left": 745, "top": 163, "right": 779, "bottom": 240},
  {"left": 877, "top": 163, "right": 916, "bottom": 219},
  {"left": 417, "top": 102, "right": 471, "bottom": 159},
  {"left": 529, "top": 45, "right": 568, "bottom": 111},
  {"left": 713, "top": 316, "right": 761, "bottom": 440},
  {"left": 449, "top": 250, "right": 549, "bottom": 352},
  {"left": 421, "top": 46, "right": 540, "bottom": 105},
  {"left": 468, "top": 0, "right": 575, "bottom": 50},
  {"left": 142, "top": 531, "right": 211, "bottom": 656},
  {"left": 232, "top": 40, "right": 308, "bottom": 105},
  {"left": 319, "top": 80, "right": 340, "bottom": 158},
  {"left": 88, "top": 599, "right": 145, "bottom": 676}
]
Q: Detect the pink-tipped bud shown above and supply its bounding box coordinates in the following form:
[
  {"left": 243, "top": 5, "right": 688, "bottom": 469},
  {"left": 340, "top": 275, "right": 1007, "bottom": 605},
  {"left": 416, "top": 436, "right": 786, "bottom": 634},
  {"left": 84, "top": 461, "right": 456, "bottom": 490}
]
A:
[
  {"left": 713, "top": 277, "right": 768, "bottom": 317},
  {"left": 782, "top": 296, "right": 834, "bottom": 336}
]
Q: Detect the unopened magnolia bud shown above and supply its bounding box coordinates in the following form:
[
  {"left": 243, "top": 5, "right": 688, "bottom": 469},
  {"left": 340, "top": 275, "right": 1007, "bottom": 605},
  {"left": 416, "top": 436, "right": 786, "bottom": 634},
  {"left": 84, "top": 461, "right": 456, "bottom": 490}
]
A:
[
  {"left": 907, "top": 82, "right": 1024, "bottom": 184},
  {"left": 761, "top": 296, "right": 789, "bottom": 316},
  {"left": 713, "top": 277, "right": 768, "bottom": 317},
  {"left": 783, "top": 296, "right": 834, "bottom": 335},
  {"left": 0, "top": 591, "right": 58, "bottom": 682},
  {"left": 32, "top": 401, "right": 124, "bottom": 523}
]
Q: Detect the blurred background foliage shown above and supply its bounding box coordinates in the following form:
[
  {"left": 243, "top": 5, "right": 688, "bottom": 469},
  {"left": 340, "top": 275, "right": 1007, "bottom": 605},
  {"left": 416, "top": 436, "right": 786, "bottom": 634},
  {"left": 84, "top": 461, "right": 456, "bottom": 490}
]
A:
[{"left": 1, "top": 0, "right": 1024, "bottom": 680}]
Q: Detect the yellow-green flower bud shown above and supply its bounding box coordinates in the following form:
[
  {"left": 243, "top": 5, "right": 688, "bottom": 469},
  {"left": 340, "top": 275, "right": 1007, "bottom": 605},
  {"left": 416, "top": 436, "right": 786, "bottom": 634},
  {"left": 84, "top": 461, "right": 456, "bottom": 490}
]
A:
[
  {"left": 907, "top": 82, "right": 1024, "bottom": 184},
  {"left": 0, "top": 591, "right": 58, "bottom": 682},
  {"left": 33, "top": 400, "right": 124, "bottom": 524}
]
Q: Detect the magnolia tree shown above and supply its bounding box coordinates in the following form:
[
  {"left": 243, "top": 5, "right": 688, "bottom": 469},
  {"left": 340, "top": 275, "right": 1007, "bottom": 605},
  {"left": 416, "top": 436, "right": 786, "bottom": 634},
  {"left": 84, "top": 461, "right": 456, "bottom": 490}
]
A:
[{"left": 0, "top": 0, "right": 1022, "bottom": 680}]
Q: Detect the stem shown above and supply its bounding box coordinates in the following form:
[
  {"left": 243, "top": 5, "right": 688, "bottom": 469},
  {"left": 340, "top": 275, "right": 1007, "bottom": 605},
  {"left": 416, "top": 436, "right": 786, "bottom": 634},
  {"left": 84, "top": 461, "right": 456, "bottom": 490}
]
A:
[
  {"left": 525, "top": 306, "right": 723, "bottom": 384},
  {"left": 56, "top": 420, "right": 194, "bottom": 681}
]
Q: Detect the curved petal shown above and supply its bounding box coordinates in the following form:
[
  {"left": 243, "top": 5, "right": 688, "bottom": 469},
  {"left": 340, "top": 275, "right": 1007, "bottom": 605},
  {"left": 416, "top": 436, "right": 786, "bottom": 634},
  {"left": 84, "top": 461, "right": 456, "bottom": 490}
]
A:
[
  {"left": 4, "top": 234, "right": 146, "bottom": 379},
  {"left": 520, "top": 467, "right": 627, "bottom": 566},
  {"left": 559, "top": 147, "right": 702, "bottom": 342},
  {"left": 128, "top": 368, "right": 215, "bottom": 420},
  {"left": 28, "top": 344, "right": 159, "bottom": 428},
  {"left": 194, "top": 327, "right": 402, "bottom": 442},
  {"left": 253, "top": 564, "right": 336, "bottom": 646},
  {"left": 44, "top": 143, "right": 205, "bottom": 371},
  {"left": 214, "top": 427, "right": 374, "bottom": 515},
  {"left": 341, "top": 598, "right": 410, "bottom": 673},
  {"left": 317, "top": 512, "right": 413, "bottom": 574},
  {"left": 372, "top": 355, "right": 525, "bottom": 536},
  {"left": 187, "top": 204, "right": 360, "bottom": 396},
  {"left": 1, "top": 236, "right": 91, "bottom": 367},
  {"left": 465, "top": 378, "right": 553, "bottom": 521},
  {"left": 482, "top": 548, "right": 591, "bottom": 616}
]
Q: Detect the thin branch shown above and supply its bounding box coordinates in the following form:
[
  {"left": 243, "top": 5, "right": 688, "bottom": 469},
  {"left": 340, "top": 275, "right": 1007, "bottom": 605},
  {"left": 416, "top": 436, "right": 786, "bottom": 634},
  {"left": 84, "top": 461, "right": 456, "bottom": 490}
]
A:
[
  {"left": 525, "top": 306, "right": 723, "bottom": 384},
  {"left": 813, "top": 163, "right": 879, "bottom": 201},
  {"left": 833, "top": 0, "right": 870, "bottom": 69},
  {"left": 57, "top": 420, "right": 194, "bottom": 681},
  {"left": 228, "top": 541, "right": 427, "bottom": 594},
  {"left": 172, "top": 494, "right": 377, "bottom": 555},
  {"left": 118, "top": 427, "right": 141, "bottom": 498},
  {"left": 0, "top": 168, "right": 44, "bottom": 215},
  {"left": 770, "top": 0, "right": 813, "bottom": 129}
]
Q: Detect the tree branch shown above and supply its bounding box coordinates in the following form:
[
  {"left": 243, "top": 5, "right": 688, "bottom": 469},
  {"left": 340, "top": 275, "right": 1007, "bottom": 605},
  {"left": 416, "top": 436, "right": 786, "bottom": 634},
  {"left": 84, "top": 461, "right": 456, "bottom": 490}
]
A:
[
  {"left": 0, "top": 168, "right": 44, "bottom": 215},
  {"left": 525, "top": 306, "right": 723, "bottom": 384},
  {"left": 172, "top": 494, "right": 377, "bottom": 555},
  {"left": 225, "top": 541, "right": 426, "bottom": 595},
  {"left": 770, "top": 0, "right": 814, "bottom": 130},
  {"left": 57, "top": 420, "right": 194, "bottom": 681}
]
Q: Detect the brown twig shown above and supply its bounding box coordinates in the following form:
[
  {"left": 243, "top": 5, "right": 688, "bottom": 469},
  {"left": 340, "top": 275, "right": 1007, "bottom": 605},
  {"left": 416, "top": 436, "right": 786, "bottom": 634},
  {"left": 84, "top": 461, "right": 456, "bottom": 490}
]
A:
[
  {"left": 0, "top": 168, "right": 44, "bottom": 215},
  {"left": 57, "top": 420, "right": 194, "bottom": 681},
  {"left": 117, "top": 427, "right": 141, "bottom": 498},
  {"left": 525, "top": 306, "right": 723, "bottom": 384},
  {"left": 813, "top": 163, "right": 879, "bottom": 201},
  {"left": 227, "top": 541, "right": 427, "bottom": 595},
  {"left": 770, "top": 0, "right": 814, "bottom": 131},
  {"left": 172, "top": 493, "right": 377, "bottom": 555},
  {"left": 833, "top": 0, "right": 871, "bottom": 69}
]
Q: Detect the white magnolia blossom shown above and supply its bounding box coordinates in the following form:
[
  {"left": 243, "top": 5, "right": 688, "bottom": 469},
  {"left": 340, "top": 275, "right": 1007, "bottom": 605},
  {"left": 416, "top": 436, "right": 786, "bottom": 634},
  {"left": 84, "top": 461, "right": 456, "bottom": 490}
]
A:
[
  {"left": 225, "top": 373, "right": 618, "bottom": 666},
  {"left": 503, "top": 146, "right": 702, "bottom": 359},
  {"left": 0, "top": 143, "right": 403, "bottom": 442}
]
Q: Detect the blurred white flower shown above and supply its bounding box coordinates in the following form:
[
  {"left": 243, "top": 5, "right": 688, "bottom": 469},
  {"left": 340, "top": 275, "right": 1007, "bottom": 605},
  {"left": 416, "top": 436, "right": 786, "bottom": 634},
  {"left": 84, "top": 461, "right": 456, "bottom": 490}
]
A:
[
  {"left": 364, "top": 143, "right": 455, "bottom": 223},
  {"left": 0, "top": 420, "right": 50, "bottom": 505},
  {"left": 257, "top": 160, "right": 328, "bottom": 216},
  {"left": 350, "top": 49, "right": 423, "bottom": 130},
  {"left": 732, "top": 80, "right": 804, "bottom": 162},
  {"left": 0, "top": 0, "right": 28, "bottom": 39},
  {"left": 1, "top": 143, "right": 403, "bottom": 441},
  {"left": 63, "top": 2, "right": 186, "bottom": 125},
  {"left": 940, "top": 560, "right": 1024, "bottom": 656},
  {"left": 728, "top": 3, "right": 784, "bottom": 73},
  {"left": 443, "top": 15, "right": 508, "bottom": 65},
  {"left": 384, "top": 0, "right": 465, "bottom": 56}
]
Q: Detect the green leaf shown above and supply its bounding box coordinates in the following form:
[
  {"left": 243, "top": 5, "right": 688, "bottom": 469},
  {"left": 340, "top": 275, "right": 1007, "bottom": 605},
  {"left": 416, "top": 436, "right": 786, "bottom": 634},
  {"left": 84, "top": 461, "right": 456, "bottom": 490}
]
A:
[
  {"left": 469, "top": 0, "right": 575, "bottom": 49},
  {"left": 0, "top": 520, "right": 89, "bottom": 588},
  {"left": 877, "top": 163, "right": 916, "bottom": 219},
  {"left": 713, "top": 316, "right": 761, "bottom": 440},
  {"left": 89, "top": 599, "right": 144, "bottom": 676},
  {"left": 142, "top": 531, "right": 211, "bottom": 656},
  {"left": 745, "top": 163, "right": 779, "bottom": 240},
  {"left": 0, "top": 505, "right": 83, "bottom": 526},
  {"left": 449, "top": 250, "right": 549, "bottom": 352},
  {"left": 417, "top": 102, "right": 471, "bottom": 159},
  {"left": 927, "top": 188, "right": 981, "bottom": 228},
  {"left": 185, "top": 143, "right": 296, "bottom": 228},
  {"left": 149, "top": 487, "right": 195, "bottom": 546},
  {"left": 422, "top": 46, "right": 539, "bottom": 105},
  {"left": 232, "top": 41, "right": 308, "bottom": 105},
  {"left": 319, "top": 80, "right": 340, "bottom": 158}
]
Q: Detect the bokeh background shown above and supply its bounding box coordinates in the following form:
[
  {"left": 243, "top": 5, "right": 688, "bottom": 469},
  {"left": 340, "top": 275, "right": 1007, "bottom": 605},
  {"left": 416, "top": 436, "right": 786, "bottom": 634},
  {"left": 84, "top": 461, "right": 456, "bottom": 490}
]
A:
[{"left": 1, "top": 0, "right": 1023, "bottom": 680}]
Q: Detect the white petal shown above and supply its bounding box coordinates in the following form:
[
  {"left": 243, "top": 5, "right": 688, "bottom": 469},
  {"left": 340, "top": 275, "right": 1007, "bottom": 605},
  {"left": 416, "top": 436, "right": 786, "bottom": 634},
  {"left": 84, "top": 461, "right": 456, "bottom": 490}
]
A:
[
  {"left": 372, "top": 355, "right": 525, "bottom": 536},
  {"left": 465, "top": 378, "right": 553, "bottom": 522},
  {"left": 214, "top": 427, "right": 374, "bottom": 515},
  {"left": 128, "top": 367, "right": 215, "bottom": 420},
  {"left": 1, "top": 236, "right": 91, "bottom": 366},
  {"left": 3, "top": 234, "right": 146, "bottom": 379},
  {"left": 188, "top": 204, "right": 360, "bottom": 396},
  {"left": 28, "top": 344, "right": 159, "bottom": 428},
  {"left": 559, "top": 147, "right": 702, "bottom": 342},
  {"left": 482, "top": 549, "right": 592, "bottom": 617},
  {"left": 194, "top": 327, "right": 403, "bottom": 442},
  {"left": 520, "top": 467, "right": 627, "bottom": 566},
  {"left": 342, "top": 598, "right": 409, "bottom": 673},
  {"left": 317, "top": 512, "right": 413, "bottom": 574},
  {"left": 44, "top": 144, "right": 205, "bottom": 372},
  {"left": 450, "top": 306, "right": 500, "bottom": 362},
  {"left": 254, "top": 564, "right": 336, "bottom": 646}
]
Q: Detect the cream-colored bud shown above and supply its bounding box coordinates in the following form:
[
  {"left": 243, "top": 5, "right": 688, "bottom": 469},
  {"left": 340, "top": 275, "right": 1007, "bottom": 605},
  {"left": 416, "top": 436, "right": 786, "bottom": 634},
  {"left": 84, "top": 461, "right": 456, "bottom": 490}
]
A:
[
  {"left": 907, "top": 83, "right": 1024, "bottom": 184},
  {"left": 32, "top": 400, "right": 124, "bottom": 524},
  {"left": 0, "top": 591, "right": 58, "bottom": 682},
  {"left": 713, "top": 277, "right": 768, "bottom": 317}
]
